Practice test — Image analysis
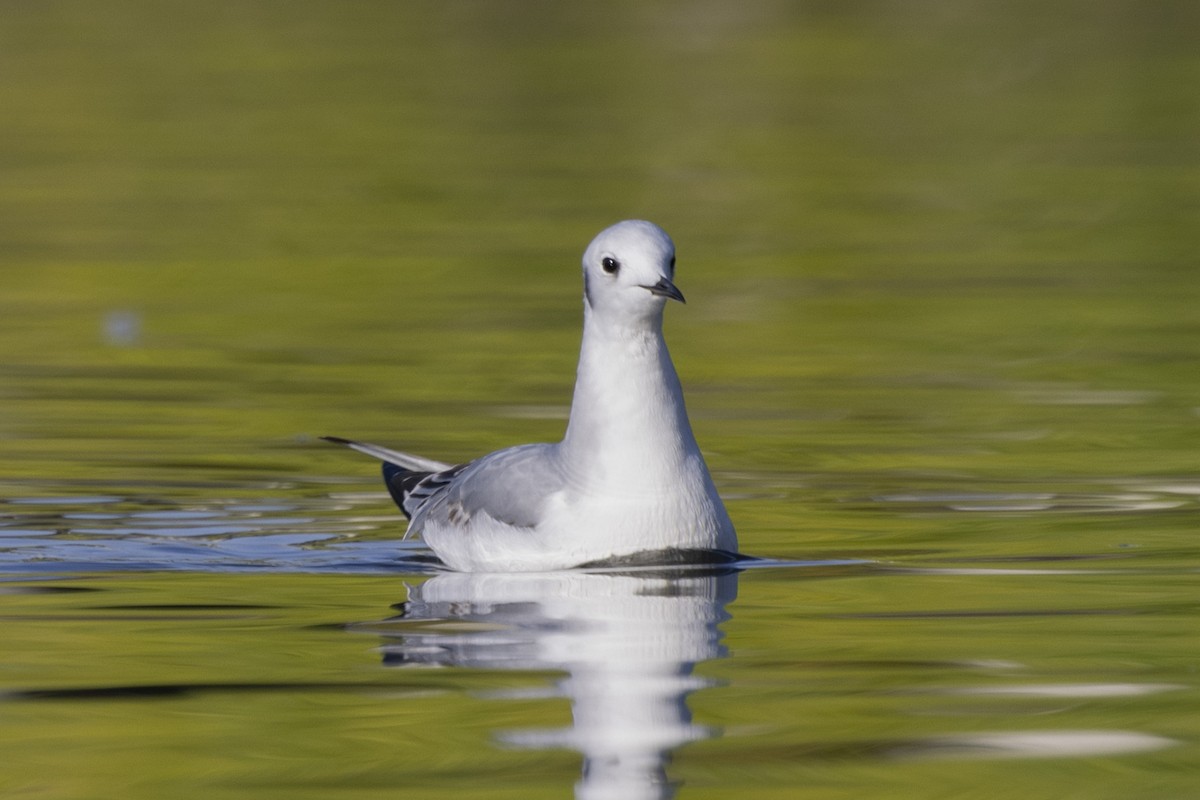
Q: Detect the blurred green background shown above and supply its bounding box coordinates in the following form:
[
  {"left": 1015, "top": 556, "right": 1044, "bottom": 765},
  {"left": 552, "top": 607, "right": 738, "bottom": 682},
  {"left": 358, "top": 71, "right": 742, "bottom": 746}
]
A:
[{"left": 1, "top": 0, "right": 1198, "bottom": 535}]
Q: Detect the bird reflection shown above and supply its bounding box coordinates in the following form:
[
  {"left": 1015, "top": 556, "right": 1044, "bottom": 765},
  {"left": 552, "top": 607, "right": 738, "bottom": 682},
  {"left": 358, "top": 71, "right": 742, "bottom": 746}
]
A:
[{"left": 362, "top": 567, "right": 739, "bottom": 800}]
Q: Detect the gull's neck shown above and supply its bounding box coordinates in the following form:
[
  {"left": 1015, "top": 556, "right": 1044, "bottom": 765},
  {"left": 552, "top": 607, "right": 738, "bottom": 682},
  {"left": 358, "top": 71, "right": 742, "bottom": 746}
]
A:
[{"left": 559, "top": 303, "right": 700, "bottom": 490}]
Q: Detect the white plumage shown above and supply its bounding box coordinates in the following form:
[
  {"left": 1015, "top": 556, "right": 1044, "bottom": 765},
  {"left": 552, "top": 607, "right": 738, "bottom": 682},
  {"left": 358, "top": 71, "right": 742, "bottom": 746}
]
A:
[{"left": 325, "top": 220, "right": 737, "bottom": 571}]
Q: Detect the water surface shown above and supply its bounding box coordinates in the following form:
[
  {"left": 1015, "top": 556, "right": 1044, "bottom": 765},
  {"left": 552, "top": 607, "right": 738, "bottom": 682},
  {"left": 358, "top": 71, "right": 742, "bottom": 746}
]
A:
[{"left": 2, "top": 2, "right": 1198, "bottom": 798}]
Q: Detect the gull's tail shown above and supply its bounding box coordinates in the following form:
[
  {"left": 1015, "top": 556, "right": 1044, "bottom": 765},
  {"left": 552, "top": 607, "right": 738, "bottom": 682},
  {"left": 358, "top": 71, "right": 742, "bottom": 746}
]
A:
[
  {"left": 320, "top": 436, "right": 454, "bottom": 472},
  {"left": 321, "top": 436, "right": 464, "bottom": 521}
]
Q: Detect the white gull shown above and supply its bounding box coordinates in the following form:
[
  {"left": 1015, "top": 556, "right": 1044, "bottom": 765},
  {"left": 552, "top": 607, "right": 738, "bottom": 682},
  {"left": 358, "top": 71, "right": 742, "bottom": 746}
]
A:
[{"left": 325, "top": 219, "right": 737, "bottom": 571}]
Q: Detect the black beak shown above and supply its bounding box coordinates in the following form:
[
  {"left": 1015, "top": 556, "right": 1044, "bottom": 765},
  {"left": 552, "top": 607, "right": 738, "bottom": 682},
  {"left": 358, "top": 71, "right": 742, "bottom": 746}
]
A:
[{"left": 642, "top": 277, "right": 686, "bottom": 304}]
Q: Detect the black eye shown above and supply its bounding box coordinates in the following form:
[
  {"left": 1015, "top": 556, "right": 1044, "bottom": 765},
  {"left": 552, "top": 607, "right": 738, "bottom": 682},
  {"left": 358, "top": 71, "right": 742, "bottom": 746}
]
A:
[
  {"left": 601, "top": 256, "right": 620, "bottom": 275},
  {"left": 669, "top": 255, "right": 676, "bottom": 271}
]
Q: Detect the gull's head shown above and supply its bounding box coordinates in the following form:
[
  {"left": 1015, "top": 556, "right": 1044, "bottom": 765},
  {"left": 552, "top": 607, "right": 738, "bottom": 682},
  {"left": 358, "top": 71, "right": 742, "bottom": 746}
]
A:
[{"left": 581, "top": 220, "right": 684, "bottom": 322}]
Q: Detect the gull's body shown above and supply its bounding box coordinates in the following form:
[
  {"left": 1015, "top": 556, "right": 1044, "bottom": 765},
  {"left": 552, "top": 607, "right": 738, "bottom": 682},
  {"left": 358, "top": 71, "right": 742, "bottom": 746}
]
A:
[{"left": 326, "top": 220, "right": 736, "bottom": 571}]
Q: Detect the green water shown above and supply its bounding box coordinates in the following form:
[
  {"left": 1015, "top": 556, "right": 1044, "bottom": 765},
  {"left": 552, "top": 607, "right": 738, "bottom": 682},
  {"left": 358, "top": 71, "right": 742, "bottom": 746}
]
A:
[{"left": 2, "top": 2, "right": 1198, "bottom": 798}]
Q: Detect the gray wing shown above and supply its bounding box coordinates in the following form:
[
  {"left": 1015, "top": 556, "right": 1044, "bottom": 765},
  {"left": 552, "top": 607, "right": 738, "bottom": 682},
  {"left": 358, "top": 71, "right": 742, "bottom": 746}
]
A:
[{"left": 417, "top": 443, "right": 565, "bottom": 530}]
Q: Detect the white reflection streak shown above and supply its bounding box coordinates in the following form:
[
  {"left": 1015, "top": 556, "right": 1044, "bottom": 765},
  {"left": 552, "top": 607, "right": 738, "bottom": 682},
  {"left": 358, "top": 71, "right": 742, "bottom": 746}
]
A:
[
  {"left": 376, "top": 569, "right": 737, "bottom": 800},
  {"left": 939, "top": 682, "right": 1185, "bottom": 698},
  {"left": 903, "top": 730, "right": 1175, "bottom": 761}
]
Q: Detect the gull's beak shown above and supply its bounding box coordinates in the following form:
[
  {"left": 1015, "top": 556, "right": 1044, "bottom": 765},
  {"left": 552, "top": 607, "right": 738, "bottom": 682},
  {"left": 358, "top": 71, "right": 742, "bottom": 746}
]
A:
[{"left": 642, "top": 277, "right": 686, "bottom": 304}]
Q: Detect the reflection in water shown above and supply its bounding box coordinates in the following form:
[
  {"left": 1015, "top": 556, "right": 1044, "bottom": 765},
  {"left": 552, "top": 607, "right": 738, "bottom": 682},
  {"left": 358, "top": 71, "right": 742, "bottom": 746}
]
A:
[{"left": 360, "top": 568, "right": 738, "bottom": 800}]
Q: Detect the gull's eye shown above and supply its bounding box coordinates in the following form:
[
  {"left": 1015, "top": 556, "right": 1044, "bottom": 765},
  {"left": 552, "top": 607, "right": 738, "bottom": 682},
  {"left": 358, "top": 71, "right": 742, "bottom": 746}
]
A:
[
  {"left": 601, "top": 256, "right": 620, "bottom": 275},
  {"left": 669, "top": 255, "right": 676, "bottom": 272}
]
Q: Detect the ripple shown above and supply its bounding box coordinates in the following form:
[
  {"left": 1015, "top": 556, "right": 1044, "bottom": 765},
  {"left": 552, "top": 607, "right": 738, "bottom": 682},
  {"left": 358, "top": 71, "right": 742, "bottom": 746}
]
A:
[
  {"left": 7, "top": 495, "right": 124, "bottom": 506},
  {"left": 0, "top": 483, "right": 428, "bottom": 575},
  {"left": 1014, "top": 387, "right": 1162, "bottom": 406},
  {"left": 893, "top": 730, "right": 1176, "bottom": 761},
  {"left": 935, "top": 683, "right": 1185, "bottom": 698},
  {"left": 871, "top": 487, "right": 1192, "bottom": 514}
]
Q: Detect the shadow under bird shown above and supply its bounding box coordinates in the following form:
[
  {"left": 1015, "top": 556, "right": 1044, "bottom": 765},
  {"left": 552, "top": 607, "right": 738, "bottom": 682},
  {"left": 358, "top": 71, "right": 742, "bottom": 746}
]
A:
[{"left": 324, "top": 219, "right": 737, "bottom": 571}]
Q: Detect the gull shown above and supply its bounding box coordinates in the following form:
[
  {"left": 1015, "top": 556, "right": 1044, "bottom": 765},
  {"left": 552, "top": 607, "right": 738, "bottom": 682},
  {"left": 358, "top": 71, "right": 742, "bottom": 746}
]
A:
[{"left": 324, "top": 220, "right": 737, "bottom": 571}]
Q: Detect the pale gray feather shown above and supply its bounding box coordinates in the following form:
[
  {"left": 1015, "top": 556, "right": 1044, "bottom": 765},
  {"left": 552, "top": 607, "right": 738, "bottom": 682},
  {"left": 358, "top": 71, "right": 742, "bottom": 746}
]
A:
[
  {"left": 413, "top": 443, "right": 565, "bottom": 530},
  {"left": 321, "top": 436, "right": 453, "bottom": 472}
]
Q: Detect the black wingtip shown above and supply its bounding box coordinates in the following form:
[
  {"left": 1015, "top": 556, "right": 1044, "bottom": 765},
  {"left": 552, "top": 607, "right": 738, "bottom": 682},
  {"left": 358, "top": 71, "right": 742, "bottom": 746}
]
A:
[
  {"left": 382, "top": 461, "right": 417, "bottom": 519},
  {"left": 320, "top": 435, "right": 353, "bottom": 446}
]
